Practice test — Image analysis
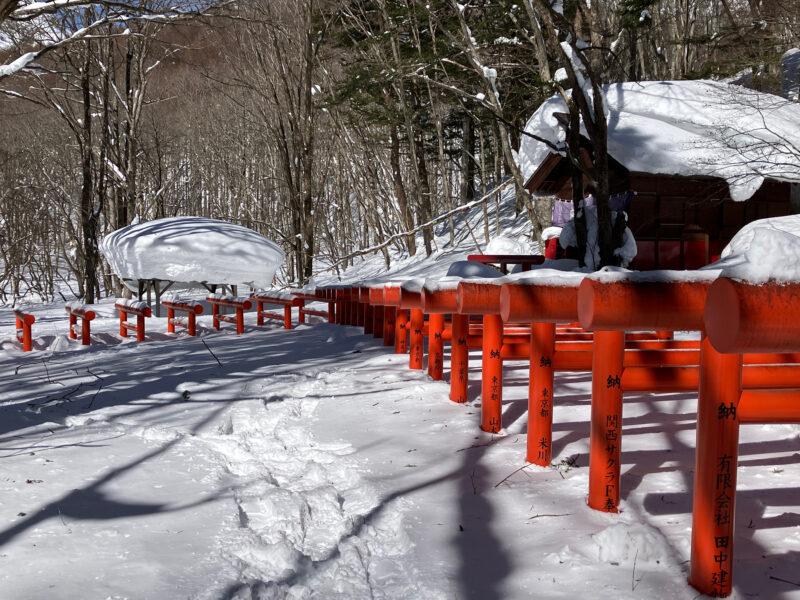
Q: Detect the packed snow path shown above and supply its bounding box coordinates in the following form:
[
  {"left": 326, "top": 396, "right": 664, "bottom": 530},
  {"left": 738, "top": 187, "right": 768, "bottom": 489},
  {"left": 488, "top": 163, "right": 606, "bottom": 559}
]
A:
[{"left": 1, "top": 317, "right": 799, "bottom": 598}]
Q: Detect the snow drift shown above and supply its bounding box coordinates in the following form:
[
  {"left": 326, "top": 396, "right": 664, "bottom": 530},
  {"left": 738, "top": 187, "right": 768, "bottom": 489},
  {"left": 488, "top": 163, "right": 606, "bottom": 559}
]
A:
[
  {"left": 714, "top": 214, "right": 800, "bottom": 283},
  {"left": 101, "top": 217, "right": 285, "bottom": 290}
]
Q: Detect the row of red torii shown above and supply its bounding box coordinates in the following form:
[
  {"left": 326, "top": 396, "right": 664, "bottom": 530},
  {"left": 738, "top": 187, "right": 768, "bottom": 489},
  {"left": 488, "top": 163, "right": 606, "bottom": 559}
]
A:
[
  {"left": 12, "top": 270, "right": 800, "bottom": 597},
  {"left": 313, "top": 273, "right": 800, "bottom": 599},
  {"left": 13, "top": 290, "right": 328, "bottom": 350}
]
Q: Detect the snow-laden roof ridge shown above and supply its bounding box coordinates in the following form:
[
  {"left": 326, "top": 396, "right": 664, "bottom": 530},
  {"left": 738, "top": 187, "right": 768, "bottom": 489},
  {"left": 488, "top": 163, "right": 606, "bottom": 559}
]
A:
[{"left": 519, "top": 79, "right": 800, "bottom": 202}]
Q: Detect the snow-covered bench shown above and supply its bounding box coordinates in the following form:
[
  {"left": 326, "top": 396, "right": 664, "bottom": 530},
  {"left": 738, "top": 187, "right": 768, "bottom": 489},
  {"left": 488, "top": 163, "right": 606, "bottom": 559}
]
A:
[
  {"left": 206, "top": 294, "right": 253, "bottom": 335},
  {"left": 251, "top": 291, "right": 303, "bottom": 330},
  {"left": 115, "top": 299, "right": 152, "bottom": 342},
  {"left": 162, "top": 298, "right": 204, "bottom": 336},
  {"left": 291, "top": 291, "right": 334, "bottom": 324},
  {"left": 65, "top": 303, "right": 96, "bottom": 346}
]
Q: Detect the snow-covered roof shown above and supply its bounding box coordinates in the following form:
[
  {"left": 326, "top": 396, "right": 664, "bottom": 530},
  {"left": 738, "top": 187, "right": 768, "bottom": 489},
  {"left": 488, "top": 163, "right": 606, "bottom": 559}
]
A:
[
  {"left": 101, "top": 217, "right": 285, "bottom": 289},
  {"left": 518, "top": 80, "right": 800, "bottom": 201}
]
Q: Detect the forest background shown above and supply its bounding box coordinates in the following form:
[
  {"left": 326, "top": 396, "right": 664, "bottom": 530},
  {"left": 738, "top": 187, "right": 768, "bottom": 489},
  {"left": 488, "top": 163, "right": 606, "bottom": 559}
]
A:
[{"left": 1, "top": 0, "right": 798, "bottom": 303}]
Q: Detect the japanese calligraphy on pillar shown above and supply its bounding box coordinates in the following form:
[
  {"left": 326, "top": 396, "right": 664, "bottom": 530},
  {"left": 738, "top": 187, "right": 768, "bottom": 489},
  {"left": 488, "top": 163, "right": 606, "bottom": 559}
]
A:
[
  {"left": 433, "top": 353, "right": 443, "bottom": 376},
  {"left": 490, "top": 374, "right": 501, "bottom": 408},
  {"left": 710, "top": 452, "right": 734, "bottom": 597},
  {"left": 411, "top": 327, "right": 423, "bottom": 365},
  {"left": 604, "top": 413, "right": 619, "bottom": 511}
]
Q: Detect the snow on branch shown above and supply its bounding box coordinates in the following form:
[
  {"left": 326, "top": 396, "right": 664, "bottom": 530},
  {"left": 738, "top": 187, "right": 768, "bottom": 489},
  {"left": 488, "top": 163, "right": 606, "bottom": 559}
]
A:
[
  {"left": 320, "top": 178, "right": 516, "bottom": 273},
  {"left": 1, "top": 0, "right": 229, "bottom": 81}
]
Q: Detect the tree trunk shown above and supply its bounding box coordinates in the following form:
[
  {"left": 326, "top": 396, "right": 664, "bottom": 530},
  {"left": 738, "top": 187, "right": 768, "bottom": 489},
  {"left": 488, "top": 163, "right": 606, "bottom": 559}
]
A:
[
  {"left": 460, "top": 113, "right": 475, "bottom": 206},
  {"left": 80, "top": 43, "right": 100, "bottom": 303},
  {"left": 414, "top": 130, "right": 434, "bottom": 256},
  {"left": 390, "top": 125, "right": 416, "bottom": 255}
]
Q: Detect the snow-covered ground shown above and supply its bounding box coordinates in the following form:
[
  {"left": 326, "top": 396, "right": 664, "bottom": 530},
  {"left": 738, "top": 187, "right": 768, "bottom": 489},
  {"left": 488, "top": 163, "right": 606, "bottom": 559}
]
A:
[{"left": 2, "top": 207, "right": 800, "bottom": 599}]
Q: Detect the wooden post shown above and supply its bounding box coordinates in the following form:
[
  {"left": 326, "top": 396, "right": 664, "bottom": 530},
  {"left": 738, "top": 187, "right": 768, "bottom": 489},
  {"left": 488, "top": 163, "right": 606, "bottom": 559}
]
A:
[
  {"left": 689, "top": 336, "right": 742, "bottom": 598},
  {"left": 588, "top": 330, "right": 625, "bottom": 512},
  {"left": 395, "top": 309, "right": 410, "bottom": 354},
  {"left": 450, "top": 313, "right": 469, "bottom": 403},
  {"left": 14, "top": 310, "right": 35, "bottom": 352},
  {"left": 481, "top": 313, "right": 504, "bottom": 433},
  {"left": 168, "top": 306, "right": 177, "bottom": 333},
  {"left": 528, "top": 322, "right": 556, "bottom": 465},
  {"left": 383, "top": 305, "right": 396, "bottom": 346},
  {"left": 409, "top": 309, "right": 424, "bottom": 370},
  {"left": 212, "top": 302, "right": 221, "bottom": 330},
  {"left": 427, "top": 313, "right": 445, "bottom": 380}
]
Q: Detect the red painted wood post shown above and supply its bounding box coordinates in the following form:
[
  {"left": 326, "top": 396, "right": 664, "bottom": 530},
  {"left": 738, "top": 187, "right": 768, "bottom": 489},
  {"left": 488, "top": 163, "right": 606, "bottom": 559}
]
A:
[
  {"left": 450, "top": 313, "right": 469, "bottom": 403},
  {"left": 212, "top": 302, "right": 221, "bottom": 330},
  {"left": 206, "top": 296, "right": 251, "bottom": 334},
  {"left": 297, "top": 297, "right": 305, "bottom": 324},
  {"left": 384, "top": 286, "right": 408, "bottom": 355},
  {"left": 383, "top": 305, "right": 396, "bottom": 346},
  {"left": 283, "top": 303, "right": 292, "bottom": 329},
  {"left": 456, "top": 281, "right": 507, "bottom": 413},
  {"left": 362, "top": 288, "right": 374, "bottom": 335},
  {"left": 588, "top": 329, "right": 625, "bottom": 513},
  {"left": 372, "top": 300, "right": 383, "bottom": 339},
  {"left": 164, "top": 300, "right": 203, "bottom": 336},
  {"left": 235, "top": 304, "right": 245, "bottom": 334},
  {"left": 136, "top": 312, "right": 146, "bottom": 341},
  {"left": 356, "top": 294, "right": 365, "bottom": 327},
  {"left": 66, "top": 306, "right": 96, "bottom": 346},
  {"left": 116, "top": 303, "right": 150, "bottom": 342},
  {"left": 320, "top": 289, "right": 335, "bottom": 324},
  {"left": 689, "top": 335, "right": 742, "bottom": 598},
  {"left": 528, "top": 321, "right": 556, "bottom": 465},
  {"left": 481, "top": 313, "right": 504, "bottom": 433},
  {"left": 256, "top": 300, "right": 265, "bottom": 326},
  {"left": 341, "top": 288, "right": 349, "bottom": 325},
  {"left": 500, "top": 281, "right": 584, "bottom": 464},
  {"left": 82, "top": 313, "right": 92, "bottom": 345},
  {"left": 14, "top": 310, "right": 35, "bottom": 352},
  {"left": 409, "top": 309, "right": 424, "bottom": 370},
  {"left": 351, "top": 288, "right": 360, "bottom": 325},
  {"left": 71, "top": 307, "right": 94, "bottom": 345},
  {"left": 428, "top": 313, "right": 445, "bottom": 380},
  {"left": 395, "top": 309, "right": 410, "bottom": 354},
  {"left": 187, "top": 310, "right": 197, "bottom": 336},
  {"left": 349, "top": 287, "right": 358, "bottom": 325},
  {"left": 335, "top": 289, "right": 345, "bottom": 325}
]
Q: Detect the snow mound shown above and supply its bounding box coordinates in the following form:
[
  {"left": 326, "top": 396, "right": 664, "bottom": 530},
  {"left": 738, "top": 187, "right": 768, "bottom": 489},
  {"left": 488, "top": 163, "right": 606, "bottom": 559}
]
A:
[
  {"left": 519, "top": 80, "right": 800, "bottom": 201},
  {"left": 590, "top": 522, "right": 672, "bottom": 564},
  {"left": 558, "top": 205, "right": 637, "bottom": 269},
  {"left": 101, "top": 217, "right": 285, "bottom": 289},
  {"left": 445, "top": 260, "right": 505, "bottom": 278},
  {"left": 541, "top": 226, "right": 562, "bottom": 241},
  {"left": 485, "top": 235, "right": 531, "bottom": 254},
  {"left": 715, "top": 215, "right": 800, "bottom": 283}
]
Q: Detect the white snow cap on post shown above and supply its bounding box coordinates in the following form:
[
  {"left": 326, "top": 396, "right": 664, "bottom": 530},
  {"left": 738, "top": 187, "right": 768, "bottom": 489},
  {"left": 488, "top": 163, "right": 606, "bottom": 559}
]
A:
[
  {"left": 518, "top": 80, "right": 800, "bottom": 201},
  {"left": 714, "top": 215, "right": 800, "bottom": 283},
  {"left": 485, "top": 235, "right": 531, "bottom": 255},
  {"left": 101, "top": 217, "right": 285, "bottom": 289}
]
